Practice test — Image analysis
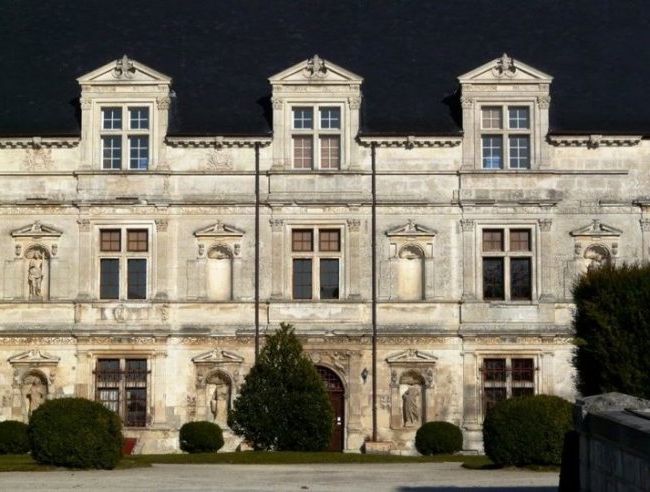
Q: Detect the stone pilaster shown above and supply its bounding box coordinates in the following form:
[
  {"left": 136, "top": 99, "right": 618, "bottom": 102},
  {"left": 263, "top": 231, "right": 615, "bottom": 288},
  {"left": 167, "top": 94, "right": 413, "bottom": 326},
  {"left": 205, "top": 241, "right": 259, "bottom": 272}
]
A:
[
  {"left": 154, "top": 219, "right": 169, "bottom": 299},
  {"left": 460, "top": 219, "right": 476, "bottom": 300},
  {"left": 347, "top": 219, "right": 361, "bottom": 299},
  {"left": 538, "top": 218, "right": 554, "bottom": 300},
  {"left": 270, "top": 219, "right": 284, "bottom": 298},
  {"left": 77, "top": 217, "right": 92, "bottom": 299},
  {"left": 152, "top": 351, "right": 168, "bottom": 425},
  {"left": 640, "top": 218, "right": 650, "bottom": 262}
]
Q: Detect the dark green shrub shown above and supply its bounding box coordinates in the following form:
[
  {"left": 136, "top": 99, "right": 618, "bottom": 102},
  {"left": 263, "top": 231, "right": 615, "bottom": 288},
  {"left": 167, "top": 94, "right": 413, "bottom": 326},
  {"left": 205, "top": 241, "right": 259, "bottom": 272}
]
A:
[
  {"left": 0, "top": 421, "right": 30, "bottom": 454},
  {"left": 28, "top": 398, "right": 122, "bottom": 469},
  {"left": 572, "top": 263, "right": 650, "bottom": 398},
  {"left": 228, "top": 323, "right": 334, "bottom": 451},
  {"left": 415, "top": 421, "right": 463, "bottom": 455},
  {"left": 179, "top": 421, "right": 224, "bottom": 453},
  {"left": 483, "top": 394, "right": 572, "bottom": 466}
]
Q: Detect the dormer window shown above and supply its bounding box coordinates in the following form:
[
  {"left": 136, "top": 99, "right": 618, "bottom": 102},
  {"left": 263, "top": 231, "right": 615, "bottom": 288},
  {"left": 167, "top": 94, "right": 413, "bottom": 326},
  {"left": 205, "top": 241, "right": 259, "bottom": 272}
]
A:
[
  {"left": 100, "top": 105, "right": 151, "bottom": 170},
  {"left": 292, "top": 105, "right": 341, "bottom": 170},
  {"left": 480, "top": 106, "right": 531, "bottom": 169}
]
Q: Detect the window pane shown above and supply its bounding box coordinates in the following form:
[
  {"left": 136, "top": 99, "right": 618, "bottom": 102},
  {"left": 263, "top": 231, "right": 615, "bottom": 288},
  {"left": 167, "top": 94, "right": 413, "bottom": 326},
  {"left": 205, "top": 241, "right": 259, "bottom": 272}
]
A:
[
  {"left": 96, "top": 359, "right": 120, "bottom": 385},
  {"left": 129, "top": 107, "right": 149, "bottom": 129},
  {"left": 510, "top": 258, "right": 532, "bottom": 300},
  {"left": 510, "top": 229, "right": 531, "bottom": 251},
  {"left": 483, "top": 358, "right": 506, "bottom": 382},
  {"left": 484, "top": 387, "right": 507, "bottom": 413},
  {"left": 292, "top": 259, "right": 312, "bottom": 299},
  {"left": 320, "top": 107, "right": 340, "bottom": 129},
  {"left": 97, "top": 388, "right": 120, "bottom": 414},
  {"left": 481, "top": 107, "right": 502, "bottom": 129},
  {"left": 127, "top": 229, "right": 148, "bottom": 252},
  {"left": 320, "top": 259, "right": 339, "bottom": 299},
  {"left": 509, "top": 135, "right": 530, "bottom": 169},
  {"left": 483, "top": 257, "right": 504, "bottom": 300},
  {"left": 293, "top": 107, "right": 313, "bottom": 129},
  {"left": 129, "top": 136, "right": 149, "bottom": 170},
  {"left": 320, "top": 135, "right": 340, "bottom": 169},
  {"left": 100, "top": 259, "right": 119, "bottom": 299},
  {"left": 292, "top": 229, "right": 313, "bottom": 252},
  {"left": 512, "top": 358, "right": 534, "bottom": 382},
  {"left": 102, "top": 136, "right": 121, "bottom": 170},
  {"left": 319, "top": 229, "right": 340, "bottom": 252},
  {"left": 293, "top": 136, "right": 313, "bottom": 169},
  {"left": 102, "top": 107, "right": 122, "bottom": 130},
  {"left": 482, "top": 229, "right": 504, "bottom": 252},
  {"left": 512, "top": 387, "right": 535, "bottom": 398},
  {"left": 508, "top": 106, "right": 530, "bottom": 129},
  {"left": 127, "top": 259, "right": 147, "bottom": 300},
  {"left": 125, "top": 388, "right": 147, "bottom": 427},
  {"left": 481, "top": 135, "right": 503, "bottom": 169},
  {"left": 100, "top": 229, "right": 121, "bottom": 252}
]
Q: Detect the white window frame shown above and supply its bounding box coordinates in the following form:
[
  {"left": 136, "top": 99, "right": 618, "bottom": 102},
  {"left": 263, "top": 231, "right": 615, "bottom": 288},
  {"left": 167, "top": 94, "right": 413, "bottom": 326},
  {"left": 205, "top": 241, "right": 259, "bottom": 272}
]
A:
[
  {"left": 479, "top": 104, "right": 533, "bottom": 170},
  {"left": 290, "top": 104, "right": 344, "bottom": 170},
  {"left": 95, "top": 224, "right": 155, "bottom": 301},
  {"left": 95, "top": 102, "right": 155, "bottom": 171}
]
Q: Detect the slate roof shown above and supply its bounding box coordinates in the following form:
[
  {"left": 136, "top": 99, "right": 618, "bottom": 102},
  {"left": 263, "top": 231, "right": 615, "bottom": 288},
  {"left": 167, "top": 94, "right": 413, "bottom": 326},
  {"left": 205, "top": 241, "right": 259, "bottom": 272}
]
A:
[{"left": 1, "top": 0, "right": 649, "bottom": 137}]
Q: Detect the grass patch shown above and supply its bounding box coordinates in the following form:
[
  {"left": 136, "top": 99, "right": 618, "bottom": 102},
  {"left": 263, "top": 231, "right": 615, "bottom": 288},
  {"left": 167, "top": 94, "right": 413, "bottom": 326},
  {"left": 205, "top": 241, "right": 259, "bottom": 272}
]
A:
[
  {"left": 461, "top": 461, "right": 560, "bottom": 472},
  {"left": 0, "top": 454, "right": 150, "bottom": 472}
]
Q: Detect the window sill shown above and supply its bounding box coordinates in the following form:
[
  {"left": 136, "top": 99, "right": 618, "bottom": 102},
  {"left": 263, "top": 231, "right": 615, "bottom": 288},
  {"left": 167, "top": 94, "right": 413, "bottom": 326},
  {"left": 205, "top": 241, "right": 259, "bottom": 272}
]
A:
[{"left": 483, "top": 300, "right": 539, "bottom": 306}]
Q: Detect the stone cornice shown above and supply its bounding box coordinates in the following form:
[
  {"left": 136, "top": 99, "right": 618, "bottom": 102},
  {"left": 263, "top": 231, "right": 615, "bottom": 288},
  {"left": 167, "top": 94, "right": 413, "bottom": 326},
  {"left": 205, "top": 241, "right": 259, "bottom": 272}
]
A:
[
  {"left": 165, "top": 136, "right": 272, "bottom": 148},
  {"left": 0, "top": 137, "right": 80, "bottom": 149},
  {"left": 547, "top": 134, "right": 642, "bottom": 148},
  {"left": 356, "top": 135, "right": 462, "bottom": 148}
]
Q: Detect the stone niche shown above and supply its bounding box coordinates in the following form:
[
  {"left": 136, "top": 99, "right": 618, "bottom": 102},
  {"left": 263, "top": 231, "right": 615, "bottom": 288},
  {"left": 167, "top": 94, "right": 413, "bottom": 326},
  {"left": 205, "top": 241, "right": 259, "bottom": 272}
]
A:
[
  {"left": 191, "top": 349, "right": 244, "bottom": 429},
  {"left": 7, "top": 349, "right": 60, "bottom": 422},
  {"left": 386, "top": 349, "right": 437, "bottom": 429},
  {"left": 385, "top": 220, "right": 437, "bottom": 301},
  {"left": 570, "top": 219, "right": 621, "bottom": 274}
]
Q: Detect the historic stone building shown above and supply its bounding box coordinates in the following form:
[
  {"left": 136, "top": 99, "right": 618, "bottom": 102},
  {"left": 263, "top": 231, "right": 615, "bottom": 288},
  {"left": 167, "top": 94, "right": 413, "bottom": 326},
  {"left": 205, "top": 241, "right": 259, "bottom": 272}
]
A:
[{"left": 1, "top": 2, "right": 649, "bottom": 454}]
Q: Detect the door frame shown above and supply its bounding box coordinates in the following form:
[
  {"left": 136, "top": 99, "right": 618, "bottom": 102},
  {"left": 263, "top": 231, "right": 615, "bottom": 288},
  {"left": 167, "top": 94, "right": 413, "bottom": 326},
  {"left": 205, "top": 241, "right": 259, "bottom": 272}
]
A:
[{"left": 316, "top": 364, "right": 347, "bottom": 452}]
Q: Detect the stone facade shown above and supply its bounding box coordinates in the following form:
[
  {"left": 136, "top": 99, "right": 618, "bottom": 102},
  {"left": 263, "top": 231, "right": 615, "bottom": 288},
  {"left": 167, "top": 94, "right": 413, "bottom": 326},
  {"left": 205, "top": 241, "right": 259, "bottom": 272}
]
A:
[{"left": 0, "top": 54, "right": 646, "bottom": 453}]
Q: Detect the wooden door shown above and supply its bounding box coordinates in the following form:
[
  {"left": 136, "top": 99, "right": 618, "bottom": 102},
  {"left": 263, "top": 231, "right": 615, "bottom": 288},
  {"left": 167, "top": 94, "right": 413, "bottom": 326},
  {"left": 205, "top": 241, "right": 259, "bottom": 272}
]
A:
[{"left": 317, "top": 366, "right": 345, "bottom": 452}]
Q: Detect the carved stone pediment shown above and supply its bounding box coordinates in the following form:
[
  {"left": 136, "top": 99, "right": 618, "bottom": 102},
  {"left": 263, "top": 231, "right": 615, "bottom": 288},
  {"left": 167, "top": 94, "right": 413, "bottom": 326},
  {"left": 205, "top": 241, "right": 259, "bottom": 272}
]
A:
[
  {"left": 192, "top": 349, "right": 244, "bottom": 365},
  {"left": 570, "top": 220, "right": 622, "bottom": 238},
  {"left": 386, "top": 349, "right": 438, "bottom": 365},
  {"left": 11, "top": 221, "right": 62, "bottom": 239},
  {"left": 307, "top": 350, "right": 352, "bottom": 376},
  {"left": 8, "top": 349, "right": 60, "bottom": 366},
  {"left": 194, "top": 221, "right": 245, "bottom": 238},
  {"left": 269, "top": 55, "right": 363, "bottom": 85},
  {"left": 386, "top": 220, "right": 437, "bottom": 238},
  {"left": 77, "top": 55, "right": 172, "bottom": 85},
  {"left": 458, "top": 53, "right": 553, "bottom": 84}
]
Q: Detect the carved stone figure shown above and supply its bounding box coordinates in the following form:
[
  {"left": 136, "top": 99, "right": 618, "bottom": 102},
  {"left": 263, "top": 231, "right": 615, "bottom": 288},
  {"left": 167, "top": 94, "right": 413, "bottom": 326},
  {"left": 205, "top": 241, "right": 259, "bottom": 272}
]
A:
[
  {"left": 584, "top": 245, "right": 611, "bottom": 272},
  {"left": 402, "top": 385, "right": 420, "bottom": 426},
  {"left": 206, "top": 373, "right": 231, "bottom": 426},
  {"left": 27, "top": 250, "right": 44, "bottom": 298},
  {"left": 24, "top": 375, "right": 46, "bottom": 417}
]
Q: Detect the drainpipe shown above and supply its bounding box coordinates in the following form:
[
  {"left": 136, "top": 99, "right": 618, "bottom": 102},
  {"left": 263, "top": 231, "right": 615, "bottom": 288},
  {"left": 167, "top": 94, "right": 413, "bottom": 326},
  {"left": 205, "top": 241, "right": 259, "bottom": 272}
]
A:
[
  {"left": 254, "top": 142, "right": 260, "bottom": 361},
  {"left": 371, "top": 142, "right": 378, "bottom": 442}
]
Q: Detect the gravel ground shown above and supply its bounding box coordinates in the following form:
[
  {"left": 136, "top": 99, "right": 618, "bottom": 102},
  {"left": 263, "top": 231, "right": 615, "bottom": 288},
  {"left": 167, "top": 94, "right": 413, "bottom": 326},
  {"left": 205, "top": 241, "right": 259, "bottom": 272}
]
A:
[{"left": 0, "top": 462, "right": 558, "bottom": 491}]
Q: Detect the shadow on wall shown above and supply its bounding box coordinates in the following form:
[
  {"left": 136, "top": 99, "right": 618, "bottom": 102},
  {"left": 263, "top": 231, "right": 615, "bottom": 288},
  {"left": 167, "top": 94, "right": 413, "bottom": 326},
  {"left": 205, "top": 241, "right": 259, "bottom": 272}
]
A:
[{"left": 398, "top": 488, "right": 557, "bottom": 492}]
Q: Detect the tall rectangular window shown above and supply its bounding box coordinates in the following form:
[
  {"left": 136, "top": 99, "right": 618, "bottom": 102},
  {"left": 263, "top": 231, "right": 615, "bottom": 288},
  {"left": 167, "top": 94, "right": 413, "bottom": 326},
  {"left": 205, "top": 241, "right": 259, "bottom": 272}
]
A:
[
  {"left": 129, "top": 136, "right": 149, "bottom": 170},
  {"left": 482, "top": 357, "right": 535, "bottom": 415},
  {"left": 291, "top": 105, "right": 342, "bottom": 169},
  {"left": 319, "top": 259, "right": 339, "bottom": 299},
  {"left": 98, "top": 227, "right": 150, "bottom": 300},
  {"left": 320, "top": 135, "right": 340, "bottom": 169},
  {"left": 290, "top": 227, "right": 343, "bottom": 300},
  {"left": 481, "top": 105, "right": 532, "bottom": 169},
  {"left": 99, "top": 104, "right": 151, "bottom": 170},
  {"left": 100, "top": 259, "right": 120, "bottom": 299},
  {"left": 127, "top": 259, "right": 147, "bottom": 300},
  {"left": 481, "top": 228, "right": 534, "bottom": 301},
  {"left": 481, "top": 136, "right": 503, "bottom": 169},
  {"left": 102, "top": 136, "right": 122, "bottom": 170},
  {"left": 96, "top": 358, "right": 148, "bottom": 427},
  {"left": 293, "top": 136, "right": 313, "bottom": 169},
  {"left": 292, "top": 259, "right": 312, "bottom": 299}
]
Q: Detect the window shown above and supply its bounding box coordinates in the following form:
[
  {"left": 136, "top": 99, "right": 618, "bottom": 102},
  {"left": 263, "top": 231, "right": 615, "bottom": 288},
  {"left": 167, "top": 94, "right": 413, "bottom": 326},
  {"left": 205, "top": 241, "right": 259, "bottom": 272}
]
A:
[
  {"left": 98, "top": 228, "right": 150, "bottom": 300},
  {"left": 482, "top": 357, "right": 535, "bottom": 414},
  {"left": 291, "top": 228, "right": 341, "bottom": 299},
  {"left": 481, "top": 228, "right": 533, "bottom": 301},
  {"left": 292, "top": 106, "right": 341, "bottom": 170},
  {"left": 100, "top": 105, "right": 151, "bottom": 170},
  {"left": 95, "top": 358, "right": 148, "bottom": 427},
  {"left": 480, "top": 106, "right": 531, "bottom": 169}
]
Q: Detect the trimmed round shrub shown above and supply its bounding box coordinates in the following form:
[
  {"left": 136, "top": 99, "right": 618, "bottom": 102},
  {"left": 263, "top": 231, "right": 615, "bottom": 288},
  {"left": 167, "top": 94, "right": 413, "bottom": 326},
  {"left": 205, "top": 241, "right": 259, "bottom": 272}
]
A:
[
  {"left": 0, "top": 421, "right": 30, "bottom": 454},
  {"left": 28, "top": 398, "right": 123, "bottom": 469},
  {"left": 483, "top": 394, "right": 573, "bottom": 466},
  {"left": 415, "top": 421, "right": 463, "bottom": 455},
  {"left": 179, "top": 421, "right": 224, "bottom": 453}
]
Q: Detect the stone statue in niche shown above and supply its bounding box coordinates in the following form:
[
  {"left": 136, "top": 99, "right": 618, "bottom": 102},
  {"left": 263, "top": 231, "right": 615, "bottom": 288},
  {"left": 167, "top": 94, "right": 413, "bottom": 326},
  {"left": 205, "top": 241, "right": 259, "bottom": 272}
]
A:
[
  {"left": 206, "top": 372, "right": 231, "bottom": 426},
  {"left": 26, "top": 248, "right": 47, "bottom": 298},
  {"left": 402, "top": 386, "right": 421, "bottom": 427},
  {"left": 584, "top": 245, "right": 611, "bottom": 273},
  {"left": 23, "top": 374, "right": 46, "bottom": 417}
]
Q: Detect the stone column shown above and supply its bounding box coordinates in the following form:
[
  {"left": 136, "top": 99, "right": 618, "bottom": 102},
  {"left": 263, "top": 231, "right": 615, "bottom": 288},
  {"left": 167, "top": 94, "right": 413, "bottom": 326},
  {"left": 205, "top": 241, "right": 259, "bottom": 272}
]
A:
[
  {"left": 77, "top": 217, "right": 92, "bottom": 299},
  {"left": 155, "top": 96, "right": 171, "bottom": 169},
  {"left": 270, "top": 219, "right": 284, "bottom": 299},
  {"left": 79, "top": 97, "right": 92, "bottom": 169},
  {"left": 640, "top": 218, "right": 650, "bottom": 262},
  {"left": 460, "top": 219, "right": 476, "bottom": 300},
  {"left": 154, "top": 219, "right": 169, "bottom": 299},
  {"left": 538, "top": 219, "right": 554, "bottom": 300},
  {"left": 347, "top": 95, "right": 362, "bottom": 170},
  {"left": 270, "top": 97, "right": 286, "bottom": 170},
  {"left": 347, "top": 219, "right": 361, "bottom": 299}
]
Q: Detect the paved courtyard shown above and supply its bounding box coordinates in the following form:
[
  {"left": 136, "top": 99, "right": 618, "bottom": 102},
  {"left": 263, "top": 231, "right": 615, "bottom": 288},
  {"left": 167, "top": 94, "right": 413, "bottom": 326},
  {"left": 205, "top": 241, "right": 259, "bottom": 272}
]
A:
[{"left": 0, "top": 462, "right": 558, "bottom": 491}]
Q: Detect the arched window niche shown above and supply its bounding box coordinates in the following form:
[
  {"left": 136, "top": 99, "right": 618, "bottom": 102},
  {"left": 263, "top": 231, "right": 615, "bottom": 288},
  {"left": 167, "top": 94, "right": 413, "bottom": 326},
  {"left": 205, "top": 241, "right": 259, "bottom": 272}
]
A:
[
  {"left": 8, "top": 349, "right": 60, "bottom": 422},
  {"left": 207, "top": 245, "right": 233, "bottom": 301},
  {"left": 24, "top": 245, "right": 50, "bottom": 300},
  {"left": 397, "top": 244, "right": 425, "bottom": 301}
]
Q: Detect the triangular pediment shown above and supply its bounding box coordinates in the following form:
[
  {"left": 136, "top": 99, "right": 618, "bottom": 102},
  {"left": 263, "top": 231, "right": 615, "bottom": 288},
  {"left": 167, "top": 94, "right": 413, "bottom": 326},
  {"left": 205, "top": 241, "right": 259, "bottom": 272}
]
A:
[
  {"left": 269, "top": 55, "right": 363, "bottom": 85},
  {"left": 192, "top": 349, "right": 244, "bottom": 365},
  {"left": 386, "top": 220, "right": 437, "bottom": 237},
  {"left": 8, "top": 349, "right": 60, "bottom": 365},
  {"left": 194, "top": 221, "right": 245, "bottom": 238},
  {"left": 570, "top": 219, "right": 622, "bottom": 237},
  {"left": 458, "top": 53, "right": 553, "bottom": 84},
  {"left": 386, "top": 349, "right": 438, "bottom": 364},
  {"left": 77, "top": 55, "right": 172, "bottom": 85},
  {"left": 11, "top": 221, "right": 62, "bottom": 238}
]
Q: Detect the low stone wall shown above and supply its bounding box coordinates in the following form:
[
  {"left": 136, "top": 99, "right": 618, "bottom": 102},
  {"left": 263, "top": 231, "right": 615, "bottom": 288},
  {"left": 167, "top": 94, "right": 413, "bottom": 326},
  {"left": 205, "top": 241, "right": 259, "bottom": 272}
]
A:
[{"left": 575, "top": 393, "right": 650, "bottom": 492}]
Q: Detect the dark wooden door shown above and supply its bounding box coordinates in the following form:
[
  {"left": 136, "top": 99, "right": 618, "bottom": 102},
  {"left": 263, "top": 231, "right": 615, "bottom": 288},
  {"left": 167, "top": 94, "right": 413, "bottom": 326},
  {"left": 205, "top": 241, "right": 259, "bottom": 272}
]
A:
[{"left": 317, "top": 366, "right": 345, "bottom": 452}]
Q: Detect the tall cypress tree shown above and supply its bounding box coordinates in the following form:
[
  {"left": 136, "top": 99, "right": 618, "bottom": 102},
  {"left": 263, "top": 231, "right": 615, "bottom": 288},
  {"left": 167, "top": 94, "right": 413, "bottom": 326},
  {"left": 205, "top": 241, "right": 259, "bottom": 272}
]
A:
[
  {"left": 572, "top": 263, "right": 650, "bottom": 398},
  {"left": 228, "top": 323, "right": 334, "bottom": 451}
]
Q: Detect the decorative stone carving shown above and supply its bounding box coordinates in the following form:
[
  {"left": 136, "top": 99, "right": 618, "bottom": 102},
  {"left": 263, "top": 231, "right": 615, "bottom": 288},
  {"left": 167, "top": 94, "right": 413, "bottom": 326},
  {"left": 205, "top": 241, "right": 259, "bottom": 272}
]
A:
[
  {"left": 8, "top": 349, "right": 59, "bottom": 422},
  {"left": 492, "top": 53, "right": 517, "bottom": 78},
  {"left": 538, "top": 218, "right": 553, "bottom": 232},
  {"left": 23, "top": 148, "right": 53, "bottom": 171},
  {"left": 26, "top": 248, "right": 46, "bottom": 299},
  {"left": 348, "top": 95, "right": 362, "bottom": 110},
  {"left": 11, "top": 221, "right": 62, "bottom": 239},
  {"left": 460, "top": 96, "right": 474, "bottom": 109},
  {"left": 537, "top": 95, "right": 551, "bottom": 109},
  {"left": 112, "top": 54, "right": 135, "bottom": 79},
  {"left": 302, "top": 54, "right": 328, "bottom": 79},
  {"left": 307, "top": 350, "right": 352, "bottom": 376},
  {"left": 204, "top": 149, "right": 233, "bottom": 170},
  {"left": 640, "top": 219, "right": 650, "bottom": 232},
  {"left": 194, "top": 221, "right": 245, "bottom": 238},
  {"left": 155, "top": 219, "right": 168, "bottom": 232},
  {"left": 386, "top": 220, "right": 436, "bottom": 238},
  {"left": 347, "top": 219, "right": 361, "bottom": 231},
  {"left": 584, "top": 244, "right": 612, "bottom": 272},
  {"left": 77, "top": 218, "right": 91, "bottom": 231},
  {"left": 570, "top": 219, "right": 622, "bottom": 238},
  {"left": 156, "top": 96, "right": 171, "bottom": 110},
  {"left": 186, "top": 395, "right": 197, "bottom": 420},
  {"left": 460, "top": 219, "right": 475, "bottom": 232},
  {"left": 270, "top": 218, "right": 284, "bottom": 231},
  {"left": 401, "top": 380, "right": 421, "bottom": 427},
  {"left": 24, "top": 374, "right": 46, "bottom": 417},
  {"left": 271, "top": 97, "right": 283, "bottom": 110},
  {"left": 207, "top": 372, "right": 232, "bottom": 426}
]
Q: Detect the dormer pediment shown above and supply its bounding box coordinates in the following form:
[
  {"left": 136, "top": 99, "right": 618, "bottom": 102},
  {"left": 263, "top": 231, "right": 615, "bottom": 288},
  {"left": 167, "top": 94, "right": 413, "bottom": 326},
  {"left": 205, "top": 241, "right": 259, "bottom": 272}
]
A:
[
  {"left": 192, "top": 349, "right": 244, "bottom": 365},
  {"left": 194, "top": 221, "right": 245, "bottom": 238},
  {"left": 570, "top": 219, "right": 622, "bottom": 238},
  {"left": 11, "top": 221, "right": 62, "bottom": 239},
  {"left": 8, "top": 349, "right": 60, "bottom": 366},
  {"left": 269, "top": 55, "right": 363, "bottom": 86},
  {"left": 77, "top": 55, "right": 172, "bottom": 86},
  {"left": 386, "top": 220, "right": 437, "bottom": 238},
  {"left": 458, "top": 53, "right": 552, "bottom": 85}
]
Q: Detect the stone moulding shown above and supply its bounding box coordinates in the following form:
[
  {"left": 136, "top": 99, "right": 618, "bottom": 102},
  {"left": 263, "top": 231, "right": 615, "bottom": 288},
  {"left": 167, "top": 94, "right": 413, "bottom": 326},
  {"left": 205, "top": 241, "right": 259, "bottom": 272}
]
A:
[
  {"left": 547, "top": 134, "right": 642, "bottom": 147},
  {"left": 165, "top": 136, "right": 271, "bottom": 148},
  {"left": 0, "top": 137, "right": 80, "bottom": 149},
  {"left": 357, "top": 135, "right": 461, "bottom": 148}
]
